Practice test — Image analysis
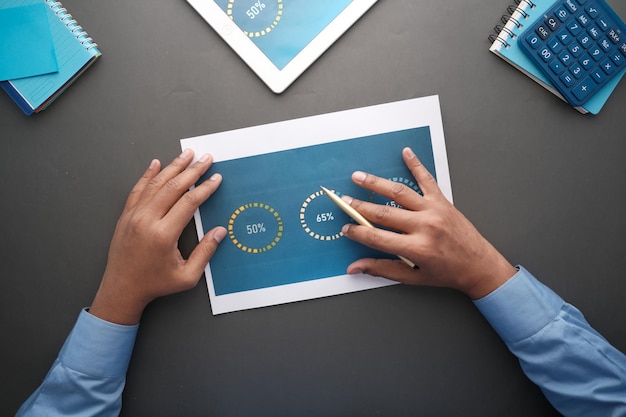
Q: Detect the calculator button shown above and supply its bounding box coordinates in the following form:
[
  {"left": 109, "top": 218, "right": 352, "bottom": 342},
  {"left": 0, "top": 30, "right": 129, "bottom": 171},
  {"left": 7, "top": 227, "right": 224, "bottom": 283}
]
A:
[
  {"left": 600, "top": 59, "right": 616, "bottom": 74},
  {"left": 557, "top": 29, "right": 573, "bottom": 44},
  {"left": 575, "top": 0, "right": 588, "bottom": 4},
  {"left": 545, "top": 15, "right": 560, "bottom": 31},
  {"left": 620, "top": 43, "right": 626, "bottom": 54},
  {"left": 564, "top": 0, "right": 578, "bottom": 13},
  {"left": 577, "top": 13, "right": 591, "bottom": 27},
  {"left": 539, "top": 47, "right": 554, "bottom": 62},
  {"left": 608, "top": 29, "right": 621, "bottom": 44},
  {"left": 526, "top": 33, "right": 542, "bottom": 49},
  {"left": 560, "top": 72, "right": 576, "bottom": 87},
  {"left": 536, "top": 25, "right": 551, "bottom": 40},
  {"left": 549, "top": 39, "right": 564, "bottom": 53},
  {"left": 578, "top": 34, "right": 593, "bottom": 47},
  {"left": 613, "top": 51, "right": 625, "bottom": 66},
  {"left": 570, "top": 63, "right": 584, "bottom": 78},
  {"left": 589, "top": 46, "right": 603, "bottom": 61},
  {"left": 599, "top": 38, "right": 612, "bottom": 52},
  {"left": 567, "top": 21, "right": 583, "bottom": 36},
  {"left": 591, "top": 68, "right": 606, "bottom": 83},
  {"left": 572, "top": 77, "right": 597, "bottom": 100},
  {"left": 596, "top": 18, "right": 609, "bottom": 31},
  {"left": 580, "top": 54, "right": 594, "bottom": 69},
  {"left": 587, "top": 25, "right": 601, "bottom": 39},
  {"left": 550, "top": 60, "right": 566, "bottom": 74},
  {"left": 569, "top": 42, "right": 584, "bottom": 57},
  {"left": 559, "top": 50, "right": 574, "bottom": 65},
  {"left": 555, "top": 7, "right": 569, "bottom": 22},
  {"left": 585, "top": 5, "right": 599, "bottom": 18}
]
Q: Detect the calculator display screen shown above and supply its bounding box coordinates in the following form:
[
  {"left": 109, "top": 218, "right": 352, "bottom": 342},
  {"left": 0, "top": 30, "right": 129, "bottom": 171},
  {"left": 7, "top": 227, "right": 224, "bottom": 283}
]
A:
[{"left": 213, "top": 0, "right": 353, "bottom": 70}]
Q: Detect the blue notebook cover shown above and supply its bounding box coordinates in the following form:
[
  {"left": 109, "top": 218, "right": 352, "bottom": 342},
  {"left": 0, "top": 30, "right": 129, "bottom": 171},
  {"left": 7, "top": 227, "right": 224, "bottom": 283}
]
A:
[
  {"left": 489, "top": 0, "right": 625, "bottom": 114},
  {"left": 0, "top": 0, "right": 100, "bottom": 115}
]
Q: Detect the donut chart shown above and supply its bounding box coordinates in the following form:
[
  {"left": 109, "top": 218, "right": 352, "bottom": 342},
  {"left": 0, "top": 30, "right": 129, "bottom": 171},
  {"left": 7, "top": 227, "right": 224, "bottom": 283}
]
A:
[
  {"left": 227, "top": 202, "right": 284, "bottom": 254},
  {"left": 226, "top": 0, "right": 283, "bottom": 38},
  {"left": 299, "top": 189, "right": 349, "bottom": 241},
  {"left": 214, "top": 0, "right": 354, "bottom": 69}
]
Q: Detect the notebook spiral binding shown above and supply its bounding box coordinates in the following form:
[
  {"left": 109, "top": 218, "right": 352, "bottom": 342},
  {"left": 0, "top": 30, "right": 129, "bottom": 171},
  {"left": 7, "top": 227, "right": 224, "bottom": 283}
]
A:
[
  {"left": 45, "top": 0, "right": 98, "bottom": 51},
  {"left": 488, "top": 0, "right": 536, "bottom": 47}
]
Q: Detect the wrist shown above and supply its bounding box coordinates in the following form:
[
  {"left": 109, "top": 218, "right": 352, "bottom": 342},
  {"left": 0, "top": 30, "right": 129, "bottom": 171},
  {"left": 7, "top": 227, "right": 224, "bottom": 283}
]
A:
[
  {"left": 89, "top": 282, "right": 148, "bottom": 325},
  {"left": 463, "top": 255, "right": 517, "bottom": 300}
]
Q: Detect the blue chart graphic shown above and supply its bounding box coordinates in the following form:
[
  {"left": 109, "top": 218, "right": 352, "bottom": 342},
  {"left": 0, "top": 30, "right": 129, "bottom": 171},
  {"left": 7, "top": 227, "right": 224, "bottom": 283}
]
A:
[
  {"left": 197, "top": 127, "right": 436, "bottom": 296},
  {"left": 213, "top": 0, "right": 353, "bottom": 69}
]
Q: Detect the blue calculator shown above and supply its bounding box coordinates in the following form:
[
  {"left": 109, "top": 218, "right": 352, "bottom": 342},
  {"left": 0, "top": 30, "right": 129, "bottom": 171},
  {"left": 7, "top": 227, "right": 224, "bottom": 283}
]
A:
[{"left": 520, "top": 0, "right": 626, "bottom": 107}]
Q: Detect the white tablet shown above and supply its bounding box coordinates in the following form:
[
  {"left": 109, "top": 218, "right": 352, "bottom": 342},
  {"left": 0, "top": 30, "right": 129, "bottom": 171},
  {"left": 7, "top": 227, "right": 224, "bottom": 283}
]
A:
[{"left": 185, "top": 0, "right": 378, "bottom": 93}]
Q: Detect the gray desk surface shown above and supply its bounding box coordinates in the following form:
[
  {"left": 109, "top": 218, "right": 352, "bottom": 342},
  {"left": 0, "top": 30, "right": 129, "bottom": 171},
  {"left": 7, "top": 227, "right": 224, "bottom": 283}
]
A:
[{"left": 2, "top": 1, "right": 625, "bottom": 415}]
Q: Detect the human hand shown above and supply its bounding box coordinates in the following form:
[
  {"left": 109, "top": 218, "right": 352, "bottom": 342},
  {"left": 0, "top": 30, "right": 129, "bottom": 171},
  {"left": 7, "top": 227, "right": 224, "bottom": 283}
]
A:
[
  {"left": 89, "top": 150, "right": 226, "bottom": 325},
  {"left": 341, "top": 147, "right": 517, "bottom": 299}
]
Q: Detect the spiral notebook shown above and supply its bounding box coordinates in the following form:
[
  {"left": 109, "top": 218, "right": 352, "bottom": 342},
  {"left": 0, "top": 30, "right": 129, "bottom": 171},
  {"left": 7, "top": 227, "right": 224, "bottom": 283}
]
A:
[
  {"left": 489, "top": 0, "right": 624, "bottom": 114},
  {"left": 0, "top": 0, "right": 101, "bottom": 115}
]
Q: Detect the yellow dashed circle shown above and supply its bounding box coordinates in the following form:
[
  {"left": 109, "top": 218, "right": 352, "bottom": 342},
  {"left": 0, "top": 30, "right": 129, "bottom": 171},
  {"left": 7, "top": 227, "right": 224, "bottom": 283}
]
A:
[{"left": 228, "top": 202, "right": 283, "bottom": 253}]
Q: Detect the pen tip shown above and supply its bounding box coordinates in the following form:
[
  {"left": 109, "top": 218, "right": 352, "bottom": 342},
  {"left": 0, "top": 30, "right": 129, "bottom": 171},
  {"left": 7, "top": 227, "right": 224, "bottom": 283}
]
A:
[{"left": 320, "top": 185, "right": 329, "bottom": 193}]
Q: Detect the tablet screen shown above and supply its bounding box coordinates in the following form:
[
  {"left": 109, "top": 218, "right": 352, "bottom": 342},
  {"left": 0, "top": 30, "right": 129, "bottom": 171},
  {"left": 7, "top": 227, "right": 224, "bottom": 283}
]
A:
[{"left": 213, "top": 0, "right": 353, "bottom": 69}]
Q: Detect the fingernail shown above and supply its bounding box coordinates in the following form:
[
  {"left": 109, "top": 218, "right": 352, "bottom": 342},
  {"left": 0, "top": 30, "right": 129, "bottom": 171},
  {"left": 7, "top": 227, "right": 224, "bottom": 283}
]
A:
[
  {"left": 341, "top": 195, "right": 354, "bottom": 205},
  {"left": 148, "top": 159, "right": 159, "bottom": 170},
  {"left": 347, "top": 263, "right": 364, "bottom": 275},
  {"left": 179, "top": 149, "right": 192, "bottom": 159},
  {"left": 198, "top": 153, "right": 212, "bottom": 163},
  {"left": 342, "top": 224, "right": 351, "bottom": 234},
  {"left": 405, "top": 147, "right": 422, "bottom": 165},
  {"left": 209, "top": 173, "right": 222, "bottom": 181},
  {"left": 353, "top": 171, "right": 367, "bottom": 182},
  {"left": 213, "top": 228, "right": 227, "bottom": 243}
]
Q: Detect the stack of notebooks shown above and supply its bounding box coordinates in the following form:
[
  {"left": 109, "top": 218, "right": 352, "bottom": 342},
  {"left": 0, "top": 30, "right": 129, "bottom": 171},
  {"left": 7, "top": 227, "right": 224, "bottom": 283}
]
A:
[
  {"left": 0, "top": 0, "right": 100, "bottom": 115},
  {"left": 489, "top": 0, "right": 625, "bottom": 114}
]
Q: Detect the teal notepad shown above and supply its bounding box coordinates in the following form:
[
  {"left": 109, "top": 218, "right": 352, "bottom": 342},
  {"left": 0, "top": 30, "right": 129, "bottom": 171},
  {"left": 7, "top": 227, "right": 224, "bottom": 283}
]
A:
[
  {"left": 0, "top": 3, "right": 58, "bottom": 80},
  {"left": 0, "top": 0, "right": 101, "bottom": 115},
  {"left": 489, "top": 0, "right": 625, "bottom": 114}
]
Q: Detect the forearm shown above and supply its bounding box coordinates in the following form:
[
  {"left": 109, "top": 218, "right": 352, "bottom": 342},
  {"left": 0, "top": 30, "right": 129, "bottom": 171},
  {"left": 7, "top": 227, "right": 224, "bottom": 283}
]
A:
[
  {"left": 16, "top": 309, "right": 138, "bottom": 417},
  {"left": 17, "top": 152, "right": 222, "bottom": 416},
  {"left": 474, "top": 267, "right": 626, "bottom": 416}
]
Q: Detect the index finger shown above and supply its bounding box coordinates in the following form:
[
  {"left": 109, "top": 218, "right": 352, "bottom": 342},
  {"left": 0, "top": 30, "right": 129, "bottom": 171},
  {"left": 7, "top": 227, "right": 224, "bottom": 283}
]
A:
[{"left": 351, "top": 170, "right": 423, "bottom": 212}]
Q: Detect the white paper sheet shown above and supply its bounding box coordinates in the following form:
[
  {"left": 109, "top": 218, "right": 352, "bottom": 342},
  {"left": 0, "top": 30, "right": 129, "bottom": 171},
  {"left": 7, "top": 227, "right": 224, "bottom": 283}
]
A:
[{"left": 181, "top": 95, "right": 452, "bottom": 314}]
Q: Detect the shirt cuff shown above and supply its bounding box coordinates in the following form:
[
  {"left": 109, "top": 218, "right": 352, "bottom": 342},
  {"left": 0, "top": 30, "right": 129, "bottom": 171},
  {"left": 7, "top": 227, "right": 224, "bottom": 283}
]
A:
[
  {"left": 473, "top": 266, "right": 565, "bottom": 345},
  {"left": 58, "top": 309, "right": 139, "bottom": 378}
]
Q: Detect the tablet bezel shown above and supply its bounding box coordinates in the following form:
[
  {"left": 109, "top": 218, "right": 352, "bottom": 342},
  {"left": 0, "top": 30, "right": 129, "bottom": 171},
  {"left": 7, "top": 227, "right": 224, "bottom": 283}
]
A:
[{"left": 185, "top": 0, "right": 378, "bottom": 93}]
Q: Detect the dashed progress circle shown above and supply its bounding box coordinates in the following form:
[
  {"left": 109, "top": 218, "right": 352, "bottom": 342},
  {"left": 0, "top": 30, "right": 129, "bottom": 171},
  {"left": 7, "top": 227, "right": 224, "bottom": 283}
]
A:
[
  {"left": 228, "top": 202, "right": 283, "bottom": 254},
  {"left": 299, "top": 189, "right": 345, "bottom": 241},
  {"left": 227, "top": 0, "right": 283, "bottom": 38}
]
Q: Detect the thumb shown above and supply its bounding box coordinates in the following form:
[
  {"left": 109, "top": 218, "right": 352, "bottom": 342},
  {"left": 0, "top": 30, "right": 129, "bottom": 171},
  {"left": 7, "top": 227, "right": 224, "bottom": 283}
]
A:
[
  {"left": 185, "top": 226, "right": 227, "bottom": 280},
  {"left": 347, "top": 258, "right": 421, "bottom": 284}
]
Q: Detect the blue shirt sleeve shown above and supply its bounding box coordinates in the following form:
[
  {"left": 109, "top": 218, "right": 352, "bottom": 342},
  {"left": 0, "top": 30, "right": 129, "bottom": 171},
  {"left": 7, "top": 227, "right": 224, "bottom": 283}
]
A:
[
  {"left": 16, "top": 309, "right": 138, "bottom": 417},
  {"left": 474, "top": 266, "right": 626, "bottom": 417}
]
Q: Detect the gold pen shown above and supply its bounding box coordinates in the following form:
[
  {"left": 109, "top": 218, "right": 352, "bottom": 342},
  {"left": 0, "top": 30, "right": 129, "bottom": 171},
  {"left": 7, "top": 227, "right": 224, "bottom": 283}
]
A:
[{"left": 320, "top": 186, "right": 417, "bottom": 269}]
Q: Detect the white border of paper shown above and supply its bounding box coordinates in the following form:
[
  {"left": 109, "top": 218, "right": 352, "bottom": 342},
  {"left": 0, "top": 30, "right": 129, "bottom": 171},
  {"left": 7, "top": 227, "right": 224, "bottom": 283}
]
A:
[
  {"left": 184, "top": 0, "right": 378, "bottom": 93},
  {"left": 181, "top": 96, "right": 452, "bottom": 314}
]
